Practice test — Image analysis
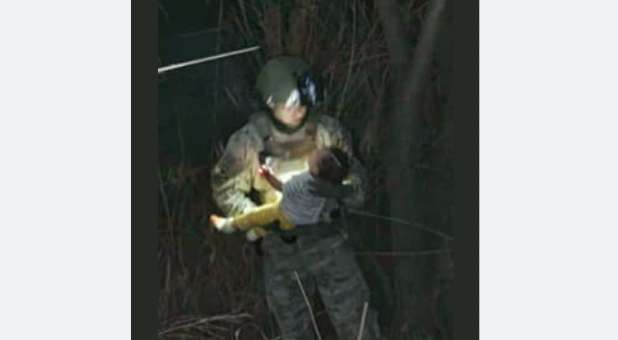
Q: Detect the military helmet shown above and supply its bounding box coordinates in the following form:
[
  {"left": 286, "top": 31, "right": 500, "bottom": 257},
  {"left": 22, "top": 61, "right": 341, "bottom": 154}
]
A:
[{"left": 255, "top": 56, "right": 322, "bottom": 108}]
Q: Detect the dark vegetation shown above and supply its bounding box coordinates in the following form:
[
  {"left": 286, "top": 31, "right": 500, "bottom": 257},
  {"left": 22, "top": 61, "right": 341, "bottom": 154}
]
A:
[{"left": 158, "top": 0, "right": 454, "bottom": 339}]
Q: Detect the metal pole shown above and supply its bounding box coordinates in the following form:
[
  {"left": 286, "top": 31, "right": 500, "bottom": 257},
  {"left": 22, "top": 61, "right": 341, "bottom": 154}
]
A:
[{"left": 158, "top": 45, "right": 261, "bottom": 74}]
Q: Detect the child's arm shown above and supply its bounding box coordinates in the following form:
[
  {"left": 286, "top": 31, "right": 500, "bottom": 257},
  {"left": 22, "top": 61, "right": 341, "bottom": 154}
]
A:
[{"left": 258, "top": 166, "right": 283, "bottom": 191}]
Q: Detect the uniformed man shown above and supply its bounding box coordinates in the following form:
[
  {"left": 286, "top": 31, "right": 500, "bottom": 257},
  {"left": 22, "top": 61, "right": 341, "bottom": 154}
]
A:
[{"left": 211, "top": 56, "right": 383, "bottom": 340}]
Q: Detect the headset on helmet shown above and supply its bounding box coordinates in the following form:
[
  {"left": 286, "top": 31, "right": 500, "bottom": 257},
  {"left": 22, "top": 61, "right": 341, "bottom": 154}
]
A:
[
  {"left": 255, "top": 56, "right": 324, "bottom": 109},
  {"left": 297, "top": 71, "right": 323, "bottom": 108}
]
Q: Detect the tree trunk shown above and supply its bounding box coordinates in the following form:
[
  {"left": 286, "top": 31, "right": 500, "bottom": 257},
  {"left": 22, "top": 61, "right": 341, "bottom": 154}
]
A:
[{"left": 376, "top": 0, "right": 447, "bottom": 336}]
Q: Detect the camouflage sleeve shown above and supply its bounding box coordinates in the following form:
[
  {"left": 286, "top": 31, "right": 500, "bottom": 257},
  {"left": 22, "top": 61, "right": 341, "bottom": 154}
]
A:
[
  {"left": 316, "top": 115, "right": 368, "bottom": 208},
  {"left": 211, "top": 127, "right": 259, "bottom": 216}
]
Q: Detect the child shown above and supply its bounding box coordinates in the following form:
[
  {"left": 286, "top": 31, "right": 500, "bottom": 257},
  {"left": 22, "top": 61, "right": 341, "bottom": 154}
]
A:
[{"left": 210, "top": 146, "right": 353, "bottom": 241}]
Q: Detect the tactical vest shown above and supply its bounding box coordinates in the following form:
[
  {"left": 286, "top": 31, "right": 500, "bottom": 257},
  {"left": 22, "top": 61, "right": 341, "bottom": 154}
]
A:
[{"left": 248, "top": 112, "right": 319, "bottom": 205}]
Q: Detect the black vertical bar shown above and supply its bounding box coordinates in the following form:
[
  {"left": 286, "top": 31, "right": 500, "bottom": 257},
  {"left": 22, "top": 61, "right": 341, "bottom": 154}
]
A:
[
  {"left": 453, "top": 0, "right": 479, "bottom": 338},
  {"left": 133, "top": 0, "right": 158, "bottom": 338}
]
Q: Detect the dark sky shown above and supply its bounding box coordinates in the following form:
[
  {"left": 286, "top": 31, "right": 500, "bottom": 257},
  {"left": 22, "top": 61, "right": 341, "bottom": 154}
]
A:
[{"left": 159, "top": 0, "right": 224, "bottom": 37}]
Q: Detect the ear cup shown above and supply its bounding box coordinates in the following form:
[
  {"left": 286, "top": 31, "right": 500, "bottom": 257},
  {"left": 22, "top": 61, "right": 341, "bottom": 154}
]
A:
[{"left": 297, "top": 71, "right": 323, "bottom": 107}]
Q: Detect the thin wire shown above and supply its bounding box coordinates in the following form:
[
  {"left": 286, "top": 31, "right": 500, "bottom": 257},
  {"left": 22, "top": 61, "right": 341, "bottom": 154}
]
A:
[
  {"left": 158, "top": 46, "right": 261, "bottom": 74},
  {"left": 355, "top": 249, "right": 452, "bottom": 256},
  {"left": 347, "top": 209, "right": 454, "bottom": 241}
]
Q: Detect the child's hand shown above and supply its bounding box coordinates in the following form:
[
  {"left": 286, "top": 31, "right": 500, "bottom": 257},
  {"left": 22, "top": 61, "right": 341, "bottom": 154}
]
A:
[
  {"left": 258, "top": 165, "right": 273, "bottom": 178},
  {"left": 257, "top": 165, "right": 282, "bottom": 190}
]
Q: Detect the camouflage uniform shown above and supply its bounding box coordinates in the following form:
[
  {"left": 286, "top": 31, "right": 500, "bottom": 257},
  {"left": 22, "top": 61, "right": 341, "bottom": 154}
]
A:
[{"left": 211, "top": 110, "right": 383, "bottom": 339}]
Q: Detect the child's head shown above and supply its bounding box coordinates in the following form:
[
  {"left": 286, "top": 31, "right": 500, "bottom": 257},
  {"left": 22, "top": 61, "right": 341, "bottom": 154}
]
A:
[{"left": 308, "top": 147, "right": 349, "bottom": 183}]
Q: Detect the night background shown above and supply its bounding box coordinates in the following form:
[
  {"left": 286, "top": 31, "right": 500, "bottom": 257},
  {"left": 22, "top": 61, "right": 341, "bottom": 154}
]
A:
[{"left": 157, "top": 0, "right": 454, "bottom": 339}]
